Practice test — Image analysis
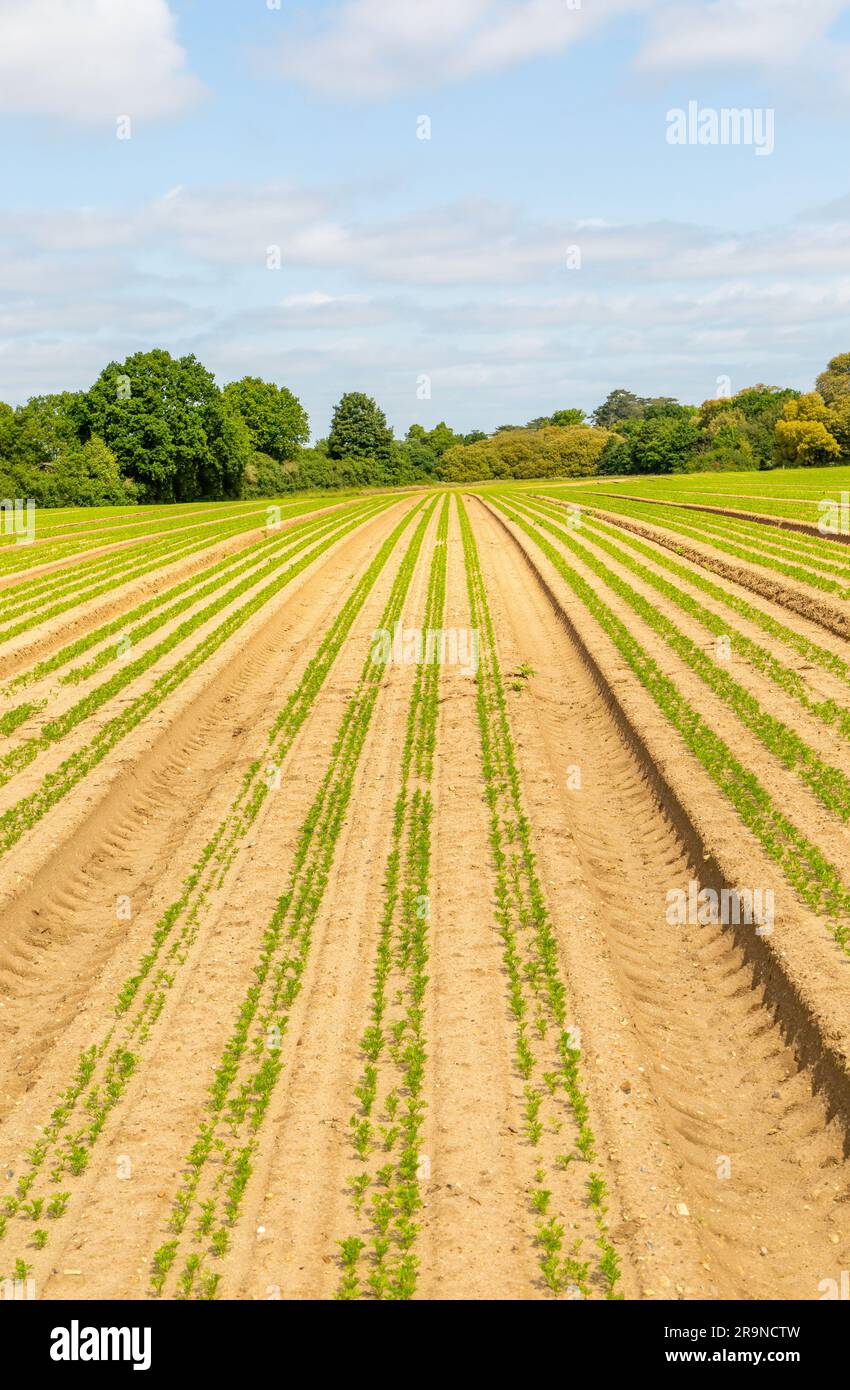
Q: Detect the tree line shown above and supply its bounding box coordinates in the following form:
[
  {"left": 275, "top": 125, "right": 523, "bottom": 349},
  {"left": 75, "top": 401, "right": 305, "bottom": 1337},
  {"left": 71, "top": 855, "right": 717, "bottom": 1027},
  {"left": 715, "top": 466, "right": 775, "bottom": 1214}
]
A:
[{"left": 2, "top": 348, "right": 850, "bottom": 506}]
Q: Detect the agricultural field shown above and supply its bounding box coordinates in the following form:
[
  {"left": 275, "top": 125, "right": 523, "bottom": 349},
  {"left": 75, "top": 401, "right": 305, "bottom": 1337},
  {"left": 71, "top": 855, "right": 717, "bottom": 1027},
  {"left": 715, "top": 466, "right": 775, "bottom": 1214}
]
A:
[{"left": 1, "top": 476, "right": 850, "bottom": 1303}]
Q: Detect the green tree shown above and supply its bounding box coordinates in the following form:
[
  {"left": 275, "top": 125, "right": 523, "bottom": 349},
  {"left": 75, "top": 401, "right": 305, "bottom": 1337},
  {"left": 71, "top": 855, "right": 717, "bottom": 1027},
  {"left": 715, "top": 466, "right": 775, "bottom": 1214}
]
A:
[
  {"left": 327, "top": 392, "right": 393, "bottom": 462},
  {"left": 0, "top": 401, "right": 16, "bottom": 459},
  {"left": 0, "top": 436, "right": 136, "bottom": 507},
  {"left": 643, "top": 398, "right": 690, "bottom": 419},
  {"left": 549, "top": 408, "right": 586, "bottom": 428},
  {"left": 606, "top": 413, "right": 699, "bottom": 474},
  {"left": 591, "top": 389, "right": 647, "bottom": 429},
  {"left": 698, "top": 386, "right": 797, "bottom": 469},
  {"left": 732, "top": 384, "right": 799, "bottom": 419},
  {"left": 41, "top": 437, "right": 138, "bottom": 506},
  {"left": 79, "top": 350, "right": 249, "bottom": 502},
  {"left": 223, "top": 377, "right": 309, "bottom": 462},
  {"left": 816, "top": 353, "right": 850, "bottom": 405},
  {"left": 402, "top": 435, "right": 439, "bottom": 477},
  {"left": 775, "top": 419, "right": 841, "bottom": 466},
  {"left": 404, "top": 421, "right": 465, "bottom": 467},
  {"left": 10, "top": 392, "right": 81, "bottom": 467},
  {"left": 825, "top": 396, "right": 850, "bottom": 459},
  {"left": 425, "top": 421, "right": 464, "bottom": 456},
  {"left": 597, "top": 435, "right": 632, "bottom": 476},
  {"left": 437, "top": 423, "right": 611, "bottom": 483},
  {"left": 774, "top": 393, "right": 840, "bottom": 465}
]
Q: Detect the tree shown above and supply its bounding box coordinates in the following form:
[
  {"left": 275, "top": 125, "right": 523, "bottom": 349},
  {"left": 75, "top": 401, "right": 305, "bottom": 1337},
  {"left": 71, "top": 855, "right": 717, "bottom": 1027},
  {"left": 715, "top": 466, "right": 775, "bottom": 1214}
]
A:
[
  {"left": 223, "top": 377, "right": 309, "bottom": 462},
  {"left": 604, "top": 413, "right": 700, "bottom": 474},
  {"left": 636, "top": 416, "right": 699, "bottom": 472},
  {"left": 597, "top": 435, "right": 632, "bottom": 476},
  {"left": 549, "top": 408, "right": 586, "bottom": 428},
  {"left": 774, "top": 394, "right": 840, "bottom": 466},
  {"left": 816, "top": 353, "right": 850, "bottom": 406},
  {"left": 402, "top": 434, "right": 439, "bottom": 477},
  {"left": 825, "top": 396, "right": 850, "bottom": 459},
  {"left": 78, "top": 350, "right": 250, "bottom": 502},
  {"left": 9, "top": 392, "right": 81, "bottom": 467},
  {"left": 437, "top": 423, "right": 612, "bottom": 483},
  {"left": 0, "top": 435, "right": 136, "bottom": 507},
  {"left": 775, "top": 419, "right": 841, "bottom": 467},
  {"left": 327, "top": 392, "right": 393, "bottom": 462},
  {"left": 0, "top": 402, "right": 13, "bottom": 459},
  {"left": 425, "top": 421, "right": 463, "bottom": 456},
  {"left": 209, "top": 405, "right": 254, "bottom": 497},
  {"left": 41, "top": 437, "right": 138, "bottom": 506},
  {"left": 527, "top": 409, "right": 586, "bottom": 430},
  {"left": 694, "top": 404, "right": 756, "bottom": 470},
  {"left": 404, "top": 421, "right": 464, "bottom": 467},
  {"left": 731, "top": 384, "right": 799, "bottom": 419},
  {"left": 591, "top": 389, "right": 647, "bottom": 429},
  {"left": 697, "top": 386, "right": 798, "bottom": 469},
  {"left": 643, "top": 398, "right": 690, "bottom": 419}
]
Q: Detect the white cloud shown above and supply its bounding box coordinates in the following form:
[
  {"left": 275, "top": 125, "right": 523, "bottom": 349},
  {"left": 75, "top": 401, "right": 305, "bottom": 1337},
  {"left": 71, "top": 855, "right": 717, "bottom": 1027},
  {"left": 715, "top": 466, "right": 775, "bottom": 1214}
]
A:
[
  {"left": 274, "top": 0, "right": 642, "bottom": 99},
  {"left": 271, "top": 0, "right": 850, "bottom": 105},
  {"left": 0, "top": 0, "right": 203, "bottom": 122},
  {"left": 637, "top": 0, "right": 845, "bottom": 73},
  {"left": 3, "top": 178, "right": 850, "bottom": 428},
  {"left": 8, "top": 180, "right": 850, "bottom": 296}
]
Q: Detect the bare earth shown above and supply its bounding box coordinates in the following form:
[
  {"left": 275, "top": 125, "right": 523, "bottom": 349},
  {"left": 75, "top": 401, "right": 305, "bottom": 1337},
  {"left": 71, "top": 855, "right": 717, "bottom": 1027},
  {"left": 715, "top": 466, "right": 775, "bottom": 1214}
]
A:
[{"left": 1, "top": 489, "right": 849, "bottom": 1301}]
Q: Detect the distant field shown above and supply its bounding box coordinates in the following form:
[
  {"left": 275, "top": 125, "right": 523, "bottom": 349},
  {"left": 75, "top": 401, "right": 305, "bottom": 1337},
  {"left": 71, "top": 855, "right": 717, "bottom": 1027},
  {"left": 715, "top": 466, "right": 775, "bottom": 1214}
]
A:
[
  {"left": 1, "top": 479, "right": 850, "bottom": 1302},
  {"left": 549, "top": 464, "right": 850, "bottom": 524}
]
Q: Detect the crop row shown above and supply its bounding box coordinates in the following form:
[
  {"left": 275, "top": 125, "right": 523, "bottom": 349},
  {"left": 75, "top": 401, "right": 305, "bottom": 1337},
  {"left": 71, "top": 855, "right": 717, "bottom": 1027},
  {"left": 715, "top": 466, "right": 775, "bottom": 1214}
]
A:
[
  {"left": 0, "top": 502, "right": 266, "bottom": 579},
  {"left": 0, "top": 496, "right": 349, "bottom": 641},
  {"left": 652, "top": 508, "right": 850, "bottom": 578},
  {"left": 0, "top": 502, "right": 387, "bottom": 795},
  {"left": 458, "top": 496, "right": 621, "bottom": 1299},
  {"left": 336, "top": 496, "right": 450, "bottom": 1300},
  {"left": 525, "top": 496, "right": 850, "bottom": 748},
  {"left": 0, "top": 501, "right": 382, "bottom": 754},
  {"left": 0, "top": 497, "right": 314, "bottom": 576},
  {"left": 0, "top": 498, "right": 428, "bottom": 1277},
  {"left": 513, "top": 494, "right": 850, "bottom": 828},
  {"left": 547, "top": 483, "right": 844, "bottom": 581},
  {"left": 490, "top": 495, "right": 850, "bottom": 947},
  {"left": 148, "top": 498, "right": 438, "bottom": 1299},
  {"left": 0, "top": 499, "right": 400, "bottom": 860},
  {"left": 609, "top": 497, "right": 850, "bottom": 578},
  {"left": 0, "top": 498, "right": 272, "bottom": 551},
  {"left": 0, "top": 505, "right": 290, "bottom": 623},
  {"left": 548, "top": 490, "right": 850, "bottom": 598},
  {"left": 566, "top": 479, "right": 836, "bottom": 524}
]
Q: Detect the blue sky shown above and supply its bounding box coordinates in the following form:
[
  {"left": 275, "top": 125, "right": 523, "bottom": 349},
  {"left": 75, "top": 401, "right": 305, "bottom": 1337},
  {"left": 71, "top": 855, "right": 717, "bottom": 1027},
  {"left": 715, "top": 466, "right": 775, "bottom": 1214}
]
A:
[{"left": 2, "top": 0, "right": 850, "bottom": 438}]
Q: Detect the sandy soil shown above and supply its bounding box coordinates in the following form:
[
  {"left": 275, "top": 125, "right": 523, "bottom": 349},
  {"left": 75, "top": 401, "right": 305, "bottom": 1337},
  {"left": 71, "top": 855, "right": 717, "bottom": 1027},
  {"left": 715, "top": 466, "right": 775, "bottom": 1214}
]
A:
[{"left": 1, "top": 490, "right": 849, "bottom": 1302}]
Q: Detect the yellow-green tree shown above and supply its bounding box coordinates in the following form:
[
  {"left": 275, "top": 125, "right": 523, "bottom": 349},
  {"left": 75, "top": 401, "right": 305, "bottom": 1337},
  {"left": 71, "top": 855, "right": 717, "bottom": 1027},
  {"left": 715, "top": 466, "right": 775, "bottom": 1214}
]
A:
[{"left": 775, "top": 394, "right": 841, "bottom": 466}]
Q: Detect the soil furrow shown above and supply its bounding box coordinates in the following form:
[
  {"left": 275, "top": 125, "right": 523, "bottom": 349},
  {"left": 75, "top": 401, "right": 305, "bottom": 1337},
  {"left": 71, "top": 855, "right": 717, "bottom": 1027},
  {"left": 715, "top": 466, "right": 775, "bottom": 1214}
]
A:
[{"left": 470, "top": 495, "right": 850, "bottom": 1300}]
